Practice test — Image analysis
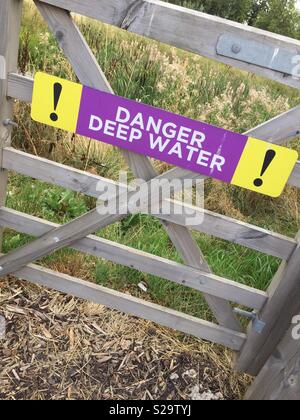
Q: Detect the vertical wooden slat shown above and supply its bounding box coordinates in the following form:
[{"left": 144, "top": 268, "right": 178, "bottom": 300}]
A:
[
  {"left": 236, "top": 232, "right": 300, "bottom": 376},
  {"left": 0, "top": 0, "right": 23, "bottom": 249},
  {"left": 34, "top": 0, "right": 241, "bottom": 332},
  {"left": 245, "top": 324, "right": 300, "bottom": 400}
]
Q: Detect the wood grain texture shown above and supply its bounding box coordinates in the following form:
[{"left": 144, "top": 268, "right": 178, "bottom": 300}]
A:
[
  {"left": 34, "top": 0, "right": 241, "bottom": 331},
  {"left": 0, "top": 167, "right": 204, "bottom": 274},
  {"left": 0, "top": 206, "right": 267, "bottom": 310},
  {"left": 0, "top": 0, "right": 23, "bottom": 249},
  {"left": 245, "top": 104, "right": 300, "bottom": 145},
  {"left": 3, "top": 147, "right": 127, "bottom": 200},
  {"left": 245, "top": 325, "right": 300, "bottom": 400},
  {"left": 3, "top": 147, "right": 296, "bottom": 260},
  {"left": 9, "top": 258, "right": 246, "bottom": 350},
  {"left": 7, "top": 72, "right": 300, "bottom": 190},
  {"left": 288, "top": 163, "right": 300, "bottom": 188},
  {"left": 166, "top": 202, "right": 296, "bottom": 261},
  {"left": 236, "top": 232, "right": 300, "bottom": 376},
  {"left": 36, "top": 0, "right": 300, "bottom": 89},
  {"left": 7, "top": 72, "right": 33, "bottom": 102},
  {"left": 2, "top": 0, "right": 300, "bottom": 382}
]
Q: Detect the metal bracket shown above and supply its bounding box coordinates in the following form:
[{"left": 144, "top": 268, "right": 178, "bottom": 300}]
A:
[
  {"left": 234, "top": 308, "right": 266, "bottom": 334},
  {"left": 217, "top": 34, "right": 299, "bottom": 77}
]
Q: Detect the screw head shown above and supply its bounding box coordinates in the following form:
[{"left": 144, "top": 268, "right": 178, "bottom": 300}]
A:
[
  {"left": 231, "top": 44, "right": 241, "bottom": 54},
  {"left": 288, "top": 375, "right": 297, "bottom": 387},
  {"left": 56, "top": 31, "right": 64, "bottom": 41}
]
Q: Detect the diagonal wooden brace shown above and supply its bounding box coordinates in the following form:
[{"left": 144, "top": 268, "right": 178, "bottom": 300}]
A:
[
  {"left": 0, "top": 166, "right": 201, "bottom": 277},
  {"left": 34, "top": 0, "right": 241, "bottom": 331}
]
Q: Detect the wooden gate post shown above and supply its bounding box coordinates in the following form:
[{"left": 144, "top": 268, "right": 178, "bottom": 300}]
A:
[
  {"left": 236, "top": 231, "right": 300, "bottom": 376},
  {"left": 245, "top": 323, "right": 300, "bottom": 400},
  {"left": 0, "top": 0, "right": 23, "bottom": 249}
]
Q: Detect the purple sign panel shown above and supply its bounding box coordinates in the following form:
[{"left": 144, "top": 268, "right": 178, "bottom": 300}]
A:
[{"left": 76, "top": 87, "right": 248, "bottom": 183}]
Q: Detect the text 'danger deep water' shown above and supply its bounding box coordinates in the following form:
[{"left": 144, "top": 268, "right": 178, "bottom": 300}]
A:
[{"left": 31, "top": 72, "right": 298, "bottom": 198}]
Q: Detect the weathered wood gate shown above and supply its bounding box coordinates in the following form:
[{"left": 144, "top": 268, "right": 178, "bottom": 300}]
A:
[{"left": 1, "top": 0, "right": 300, "bottom": 400}]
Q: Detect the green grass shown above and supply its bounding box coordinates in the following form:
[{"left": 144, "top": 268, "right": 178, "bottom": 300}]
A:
[
  {"left": 4, "top": 174, "right": 281, "bottom": 321},
  {"left": 4, "top": 1, "right": 299, "bottom": 321}
]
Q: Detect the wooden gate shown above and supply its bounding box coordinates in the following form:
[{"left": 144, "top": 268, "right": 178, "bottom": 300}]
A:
[{"left": 1, "top": 0, "right": 300, "bottom": 397}]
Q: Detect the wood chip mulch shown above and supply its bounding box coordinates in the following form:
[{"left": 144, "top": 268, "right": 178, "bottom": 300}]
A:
[{"left": 0, "top": 277, "right": 250, "bottom": 400}]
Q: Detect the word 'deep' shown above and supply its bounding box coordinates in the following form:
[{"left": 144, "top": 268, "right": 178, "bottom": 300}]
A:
[{"left": 31, "top": 72, "right": 298, "bottom": 197}]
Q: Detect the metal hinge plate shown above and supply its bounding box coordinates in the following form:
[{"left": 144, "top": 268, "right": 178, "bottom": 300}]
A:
[{"left": 216, "top": 33, "right": 299, "bottom": 77}]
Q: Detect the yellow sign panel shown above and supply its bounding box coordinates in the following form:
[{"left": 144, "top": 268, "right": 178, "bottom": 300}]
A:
[
  {"left": 232, "top": 137, "right": 298, "bottom": 198},
  {"left": 31, "top": 72, "right": 83, "bottom": 133}
]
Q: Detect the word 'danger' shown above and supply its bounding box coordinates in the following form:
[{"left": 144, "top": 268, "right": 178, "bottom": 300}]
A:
[{"left": 31, "top": 72, "right": 298, "bottom": 197}]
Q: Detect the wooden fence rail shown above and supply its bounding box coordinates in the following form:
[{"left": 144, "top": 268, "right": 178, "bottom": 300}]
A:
[
  {"left": 0, "top": 207, "right": 268, "bottom": 310},
  {"left": 9, "top": 255, "right": 246, "bottom": 351},
  {"left": 2, "top": 147, "right": 296, "bottom": 260},
  {"left": 7, "top": 72, "right": 300, "bottom": 189},
  {"left": 37, "top": 0, "right": 300, "bottom": 89},
  {"left": 1, "top": 0, "right": 300, "bottom": 400}
]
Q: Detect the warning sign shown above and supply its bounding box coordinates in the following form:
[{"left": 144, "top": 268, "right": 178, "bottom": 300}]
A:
[
  {"left": 31, "top": 73, "right": 82, "bottom": 132},
  {"left": 31, "top": 72, "right": 298, "bottom": 198},
  {"left": 231, "top": 138, "right": 297, "bottom": 197}
]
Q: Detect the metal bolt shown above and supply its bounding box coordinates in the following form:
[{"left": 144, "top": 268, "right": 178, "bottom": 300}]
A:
[
  {"left": 3, "top": 118, "right": 18, "bottom": 128},
  {"left": 53, "top": 237, "right": 60, "bottom": 243},
  {"left": 231, "top": 44, "right": 241, "bottom": 54},
  {"left": 234, "top": 308, "right": 266, "bottom": 333},
  {"left": 234, "top": 308, "right": 255, "bottom": 320},
  {"left": 288, "top": 375, "right": 297, "bottom": 387}
]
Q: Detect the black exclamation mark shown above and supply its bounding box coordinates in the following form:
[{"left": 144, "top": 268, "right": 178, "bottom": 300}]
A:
[
  {"left": 254, "top": 149, "right": 276, "bottom": 187},
  {"left": 50, "top": 83, "right": 62, "bottom": 122}
]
